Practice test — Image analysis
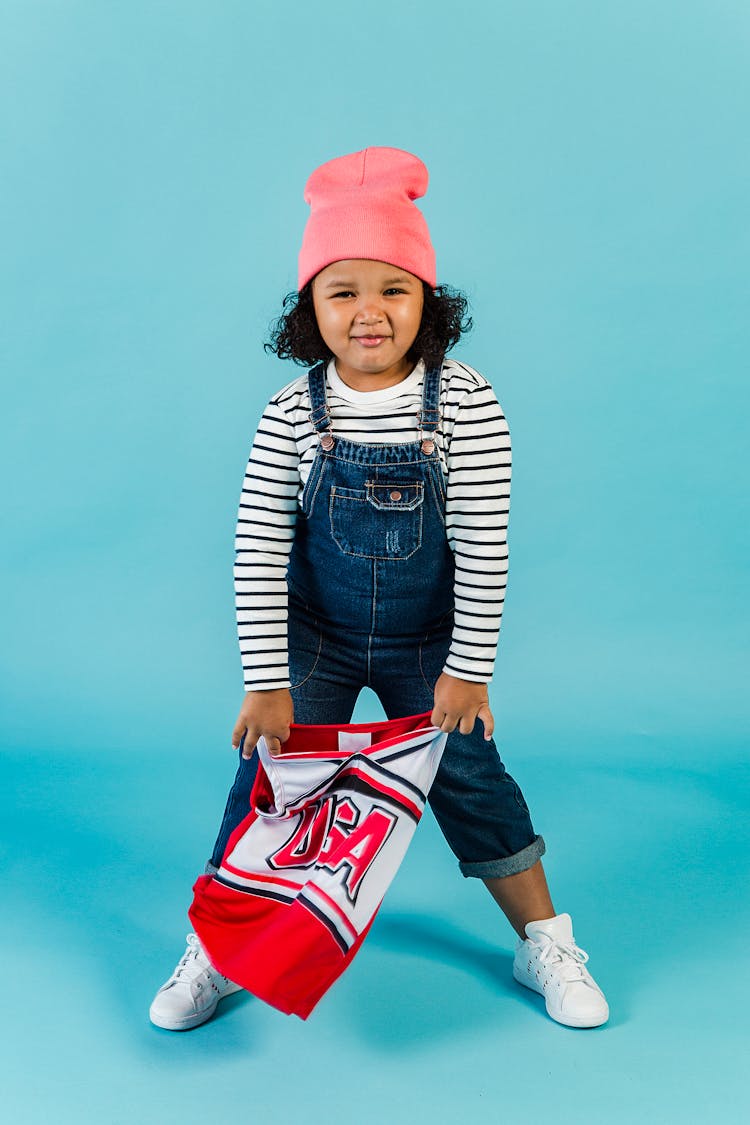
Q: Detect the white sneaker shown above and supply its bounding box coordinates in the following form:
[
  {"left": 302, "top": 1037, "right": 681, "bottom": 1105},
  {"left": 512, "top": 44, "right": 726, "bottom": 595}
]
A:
[
  {"left": 149, "top": 933, "right": 243, "bottom": 1031},
  {"left": 512, "top": 912, "right": 609, "bottom": 1028}
]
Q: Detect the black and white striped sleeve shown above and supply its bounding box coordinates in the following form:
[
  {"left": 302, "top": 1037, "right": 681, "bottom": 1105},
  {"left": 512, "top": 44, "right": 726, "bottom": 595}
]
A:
[
  {"left": 443, "top": 383, "right": 511, "bottom": 683},
  {"left": 233, "top": 396, "right": 300, "bottom": 691}
]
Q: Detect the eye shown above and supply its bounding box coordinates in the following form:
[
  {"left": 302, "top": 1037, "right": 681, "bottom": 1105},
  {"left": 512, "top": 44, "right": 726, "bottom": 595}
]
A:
[
  {"left": 384, "top": 287, "right": 406, "bottom": 295},
  {"left": 331, "top": 290, "right": 355, "bottom": 299}
]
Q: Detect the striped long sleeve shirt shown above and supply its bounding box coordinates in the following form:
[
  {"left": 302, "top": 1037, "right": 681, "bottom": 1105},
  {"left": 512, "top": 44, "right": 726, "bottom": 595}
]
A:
[{"left": 234, "top": 356, "right": 511, "bottom": 691}]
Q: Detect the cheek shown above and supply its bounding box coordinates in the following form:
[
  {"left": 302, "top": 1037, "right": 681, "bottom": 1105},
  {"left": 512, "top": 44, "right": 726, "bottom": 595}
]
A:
[
  {"left": 399, "top": 301, "right": 424, "bottom": 340},
  {"left": 314, "top": 307, "right": 344, "bottom": 344}
]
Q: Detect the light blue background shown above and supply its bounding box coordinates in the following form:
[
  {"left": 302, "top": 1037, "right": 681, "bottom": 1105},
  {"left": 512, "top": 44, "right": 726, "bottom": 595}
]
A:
[{"left": 2, "top": 2, "right": 748, "bottom": 1122}]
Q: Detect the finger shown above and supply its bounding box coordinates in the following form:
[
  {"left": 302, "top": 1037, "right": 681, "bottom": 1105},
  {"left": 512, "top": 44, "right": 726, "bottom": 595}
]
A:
[
  {"left": 242, "top": 730, "right": 259, "bottom": 759},
  {"left": 266, "top": 736, "right": 282, "bottom": 758},
  {"left": 478, "top": 705, "right": 494, "bottom": 740},
  {"left": 458, "top": 712, "right": 476, "bottom": 736},
  {"left": 440, "top": 713, "right": 458, "bottom": 734},
  {"left": 430, "top": 706, "right": 444, "bottom": 729},
  {"left": 231, "top": 720, "right": 246, "bottom": 750}
]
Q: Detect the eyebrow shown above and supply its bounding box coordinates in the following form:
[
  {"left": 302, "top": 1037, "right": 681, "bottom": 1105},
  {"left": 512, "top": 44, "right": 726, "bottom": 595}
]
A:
[{"left": 322, "top": 276, "right": 415, "bottom": 288}]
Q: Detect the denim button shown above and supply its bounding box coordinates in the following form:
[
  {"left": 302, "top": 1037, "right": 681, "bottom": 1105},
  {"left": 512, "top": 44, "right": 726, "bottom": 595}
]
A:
[{"left": 367, "top": 482, "right": 423, "bottom": 510}]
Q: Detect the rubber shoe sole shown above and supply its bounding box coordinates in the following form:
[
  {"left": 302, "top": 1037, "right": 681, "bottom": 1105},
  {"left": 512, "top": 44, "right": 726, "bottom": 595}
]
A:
[
  {"left": 149, "top": 980, "right": 243, "bottom": 1031},
  {"left": 512, "top": 963, "right": 609, "bottom": 1028}
]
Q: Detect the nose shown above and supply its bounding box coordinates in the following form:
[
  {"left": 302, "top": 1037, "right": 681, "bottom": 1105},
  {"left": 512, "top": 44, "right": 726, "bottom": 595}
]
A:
[{"left": 353, "top": 294, "right": 386, "bottom": 325}]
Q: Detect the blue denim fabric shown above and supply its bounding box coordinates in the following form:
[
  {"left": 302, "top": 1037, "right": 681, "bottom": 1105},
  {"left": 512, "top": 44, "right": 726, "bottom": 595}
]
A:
[{"left": 209, "top": 359, "right": 545, "bottom": 879}]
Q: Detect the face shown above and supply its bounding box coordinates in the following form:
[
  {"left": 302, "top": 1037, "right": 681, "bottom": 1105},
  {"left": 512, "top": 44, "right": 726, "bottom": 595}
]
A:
[{"left": 311, "top": 259, "right": 424, "bottom": 391}]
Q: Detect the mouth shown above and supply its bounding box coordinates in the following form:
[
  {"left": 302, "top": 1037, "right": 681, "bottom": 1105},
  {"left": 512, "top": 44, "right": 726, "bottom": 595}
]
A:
[{"left": 352, "top": 335, "right": 391, "bottom": 348}]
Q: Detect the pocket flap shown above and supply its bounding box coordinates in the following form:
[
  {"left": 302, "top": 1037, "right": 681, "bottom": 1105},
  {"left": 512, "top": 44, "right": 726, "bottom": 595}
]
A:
[{"left": 366, "top": 482, "right": 424, "bottom": 511}]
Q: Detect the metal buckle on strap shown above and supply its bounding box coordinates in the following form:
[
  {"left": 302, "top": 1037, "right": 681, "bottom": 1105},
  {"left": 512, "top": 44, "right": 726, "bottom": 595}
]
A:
[
  {"left": 308, "top": 406, "right": 330, "bottom": 428},
  {"left": 308, "top": 407, "right": 335, "bottom": 449},
  {"left": 416, "top": 407, "right": 439, "bottom": 454}
]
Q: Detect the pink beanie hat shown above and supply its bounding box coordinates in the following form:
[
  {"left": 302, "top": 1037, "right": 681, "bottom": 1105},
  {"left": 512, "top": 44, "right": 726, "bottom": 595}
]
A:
[{"left": 298, "top": 146, "right": 436, "bottom": 291}]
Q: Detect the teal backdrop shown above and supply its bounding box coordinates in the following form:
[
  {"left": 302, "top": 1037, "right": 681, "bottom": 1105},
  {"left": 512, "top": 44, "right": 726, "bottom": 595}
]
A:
[{"left": 1, "top": 2, "right": 748, "bottom": 1123}]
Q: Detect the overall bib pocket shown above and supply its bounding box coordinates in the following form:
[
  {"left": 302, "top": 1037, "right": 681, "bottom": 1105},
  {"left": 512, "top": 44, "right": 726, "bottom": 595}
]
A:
[{"left": 329, "top": 482, "right": 424, "bottom": 560}]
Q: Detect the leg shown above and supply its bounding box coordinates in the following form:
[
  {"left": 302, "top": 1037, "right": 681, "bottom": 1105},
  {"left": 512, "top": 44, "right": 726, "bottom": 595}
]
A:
[
  {"left": 370, "top": 627, "right": 610, "bottom": 1028},
  {"left": 483, "top": 860, "right": 556, "bottom": 941},
  {"left": 370, "top": 624, "right": 548, "bottom": 938},
  {"left": 151, "top": 604, "right": 365, "bottom": 1032},
  {"left": 206, "top": 599, "right": 362, "bottom": 870}
]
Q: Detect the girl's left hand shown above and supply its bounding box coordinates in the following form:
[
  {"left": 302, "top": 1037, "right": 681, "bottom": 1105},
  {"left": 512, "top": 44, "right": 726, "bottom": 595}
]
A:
[{"left": 430, "top": 672, "right": 494, "bottom": 740}]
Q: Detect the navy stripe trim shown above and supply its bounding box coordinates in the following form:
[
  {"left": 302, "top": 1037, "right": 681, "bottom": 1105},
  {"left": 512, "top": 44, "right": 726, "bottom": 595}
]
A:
[
  {"left": 212, "top": 874, "right": 296, "bottom": 904},
  {"left": 298, "top": 894, "right": 351, "bottom": 954}
]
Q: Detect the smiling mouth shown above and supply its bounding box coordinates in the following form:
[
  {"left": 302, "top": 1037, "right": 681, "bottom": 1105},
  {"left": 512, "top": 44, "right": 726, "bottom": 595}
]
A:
[{"left": 352, "top": 335, "right": 390, "bottom": 346}]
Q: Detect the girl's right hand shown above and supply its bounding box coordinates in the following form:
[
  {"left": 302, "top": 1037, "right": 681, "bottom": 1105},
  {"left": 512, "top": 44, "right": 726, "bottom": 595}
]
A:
[{"left": 231, "top": 689, "right": 294, "bottom": 759}]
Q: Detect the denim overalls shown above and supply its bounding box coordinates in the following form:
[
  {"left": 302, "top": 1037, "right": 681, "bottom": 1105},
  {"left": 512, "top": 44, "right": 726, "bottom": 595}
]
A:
[{"left": 208, "top": 359, "right": 546, "bottom": 879}]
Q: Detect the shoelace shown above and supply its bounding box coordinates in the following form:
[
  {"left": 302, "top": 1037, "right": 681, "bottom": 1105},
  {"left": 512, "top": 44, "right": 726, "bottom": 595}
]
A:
[
  {"left": 537, "top": 937, "right": 590, "bottom": 982},
  {"left": 171, "top": 934, "right": 209, "bottom": 983}
]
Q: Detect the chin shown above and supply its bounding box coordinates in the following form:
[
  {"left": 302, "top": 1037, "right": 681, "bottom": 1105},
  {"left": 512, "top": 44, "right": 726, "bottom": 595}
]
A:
[
  {"left": 351, "top": 347, "right": 401, "bottom": 364},
  {"left": 347, "top": 356, "right": 388, "bottom": 372}
]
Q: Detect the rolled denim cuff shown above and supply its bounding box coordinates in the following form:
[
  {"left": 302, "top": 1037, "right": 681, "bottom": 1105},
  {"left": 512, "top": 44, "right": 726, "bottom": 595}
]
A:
[{"left": 458, "top": 834, "right": 546, "bottom": 879}]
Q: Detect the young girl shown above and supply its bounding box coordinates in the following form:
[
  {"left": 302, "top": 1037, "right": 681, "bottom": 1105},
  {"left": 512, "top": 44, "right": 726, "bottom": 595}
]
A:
[{"left": 149, "top": 146, "right": 609, "bottom": 1032}]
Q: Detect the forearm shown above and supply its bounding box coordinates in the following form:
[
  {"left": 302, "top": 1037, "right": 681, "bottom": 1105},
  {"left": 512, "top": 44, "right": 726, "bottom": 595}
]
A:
[
  {"left": 234, "top": 398, "right": 299, "bottom": 691},
  {"left": 443, "top": 383, "right": 511, "bottom": 683},
  {"left": 235, "top": 557, "right": 292, "bottom": 691},
  {"left": 445, "top": 546, "right": 507, "bottom": 682}
]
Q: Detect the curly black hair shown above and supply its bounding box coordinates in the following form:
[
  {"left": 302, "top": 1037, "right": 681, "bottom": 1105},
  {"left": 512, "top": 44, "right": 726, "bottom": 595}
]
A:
[{"left": 264, "top": 281, "right": 472, "bottom": 369}]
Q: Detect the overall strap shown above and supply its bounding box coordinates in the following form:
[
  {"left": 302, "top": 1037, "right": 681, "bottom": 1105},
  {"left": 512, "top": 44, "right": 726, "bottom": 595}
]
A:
[
  {"left": 307, "top": 361, "right": 335, "bottom": 450},
  {"left": 417, "top": 355, "right": 443, "bottom": 454}
]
